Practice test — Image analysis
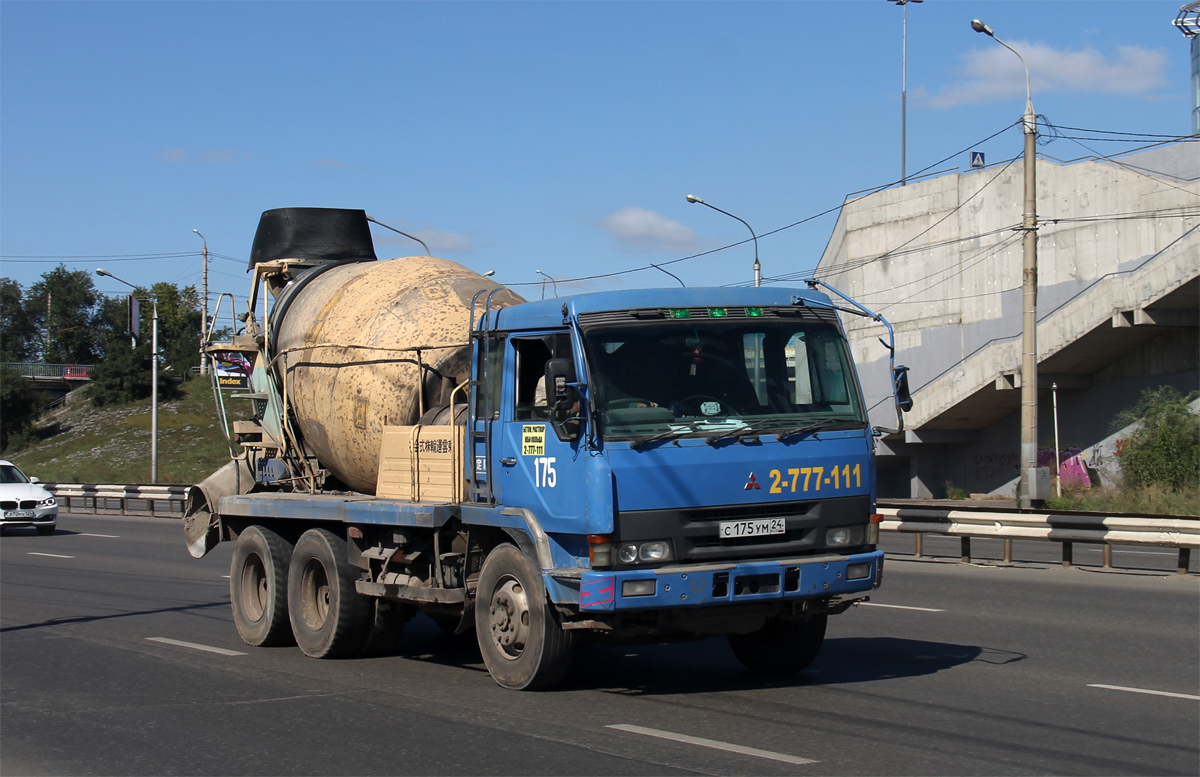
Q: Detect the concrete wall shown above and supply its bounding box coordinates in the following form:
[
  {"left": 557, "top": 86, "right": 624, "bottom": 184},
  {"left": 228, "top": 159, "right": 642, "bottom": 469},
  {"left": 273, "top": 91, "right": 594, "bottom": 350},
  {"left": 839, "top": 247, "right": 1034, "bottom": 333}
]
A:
[{"left": 820, "top": 142, "right": 1199, "bottom": 497}]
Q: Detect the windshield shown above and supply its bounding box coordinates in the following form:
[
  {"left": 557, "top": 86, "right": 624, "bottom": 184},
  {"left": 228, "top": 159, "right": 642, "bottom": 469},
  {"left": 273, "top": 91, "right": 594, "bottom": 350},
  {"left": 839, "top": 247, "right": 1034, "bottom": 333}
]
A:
[
  {"left": 581, "top": 316, "right": 864, "bottom": 441},
  {"left": 0, "top": 465, "right": 31, "bottom": 484}
]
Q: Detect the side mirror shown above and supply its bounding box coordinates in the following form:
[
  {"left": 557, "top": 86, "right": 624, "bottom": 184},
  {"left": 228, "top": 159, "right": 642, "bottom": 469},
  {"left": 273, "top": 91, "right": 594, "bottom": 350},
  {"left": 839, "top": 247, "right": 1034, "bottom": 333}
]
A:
[
  {"left": 893, "top": 365, "right": 913, "bottom": 413},
  {"left": 29, "top": 476, "right": 40, "bottom": 483},
  {"left": 544, "top": 358, "right": 580, "bottom": 441}
]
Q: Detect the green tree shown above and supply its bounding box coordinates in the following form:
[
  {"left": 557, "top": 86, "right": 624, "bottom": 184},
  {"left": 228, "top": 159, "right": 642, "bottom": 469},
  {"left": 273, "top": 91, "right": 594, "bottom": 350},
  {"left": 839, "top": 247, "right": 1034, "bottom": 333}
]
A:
[
  {"left": 22, "top": 265, "right": 102, "bottom": 364},
  {"left": 0, "top": 365, "right": 42, "bottom": 451},
  {"left": 1112, "top": 386, "right": 1200, "bottom": 492},
  {"left": 0, "top": 278, "right": 38, "bottom": 362},
  {"left": 149, "top": 281, "right": 202, "bottom": 374}
]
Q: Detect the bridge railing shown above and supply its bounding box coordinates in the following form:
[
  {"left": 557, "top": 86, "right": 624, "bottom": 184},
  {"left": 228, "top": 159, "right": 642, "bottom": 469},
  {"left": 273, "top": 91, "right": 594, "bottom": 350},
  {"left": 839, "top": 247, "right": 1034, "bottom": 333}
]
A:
[
  {"left": 879, "top": 502, "right": 1197, "bottom": 574},
  {"left": 3, "top": 362, "right": 94, "bottom": 379}
]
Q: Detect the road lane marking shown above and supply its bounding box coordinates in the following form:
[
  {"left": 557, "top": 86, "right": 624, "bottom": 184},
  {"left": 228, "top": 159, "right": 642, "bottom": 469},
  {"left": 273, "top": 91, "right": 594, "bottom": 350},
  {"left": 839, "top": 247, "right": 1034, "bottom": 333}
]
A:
[
  {"left": 606, "top": 724, "right": 817, "bottom": 765},
  {"left": 80, "top": 533, "right": 120, "bottom": 538},
  {"left": 858, "top": 602, "right": 944, "bottom": 612},
  {"left": 27, "top": 552, "right": 75, "bottom": 559},
  {"left": 222, "top": 575, "right": 231, "bottom": 579},
  {"left": 146, "top": 637, "right": 246, "bottom": 656},
  {"left": 1088, "top": 684, "right": 1200, "bottom": 701}
]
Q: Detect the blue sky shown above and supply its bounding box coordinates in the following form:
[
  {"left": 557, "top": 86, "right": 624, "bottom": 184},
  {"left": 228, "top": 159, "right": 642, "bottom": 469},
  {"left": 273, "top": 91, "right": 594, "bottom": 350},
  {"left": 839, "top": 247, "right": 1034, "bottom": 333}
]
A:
[{"left": 1, "top": 1, "right": 1192, "bottom": 309}]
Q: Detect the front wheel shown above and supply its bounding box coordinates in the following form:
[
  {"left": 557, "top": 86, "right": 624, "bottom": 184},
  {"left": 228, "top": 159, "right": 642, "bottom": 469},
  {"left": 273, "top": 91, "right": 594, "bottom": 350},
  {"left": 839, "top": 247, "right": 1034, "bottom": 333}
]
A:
[
  {"left": 36, "top": 524, "right": 55, "bottom": 536},
  {"left": 288, "top": 528, "right": 371, "bottom": 658},
  {"left": 728, "top": 614, "right": 827, "bottom": 675},
  {"left": 474, "top": 544, "right": 573, "bottom": 690},
  {"left": 230, "top": 525, "right": 294, "bottom": 647}
]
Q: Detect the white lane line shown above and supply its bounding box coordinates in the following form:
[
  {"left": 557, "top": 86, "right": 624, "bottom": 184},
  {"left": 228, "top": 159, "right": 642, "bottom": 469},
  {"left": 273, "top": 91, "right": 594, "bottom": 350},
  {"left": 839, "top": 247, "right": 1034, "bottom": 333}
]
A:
[
  {"left": 1088, "top": 684, "right": 1200, "bottom": 701},
  {"left": 146, "top": 637, "right": 246, "bottom": 656},
  {"left": 80, "top": 533, "right": 120, "bottom": 538},
  {"left": 222, "top": 575, "right": 231, "bottom": 579},
  {"left": 858, "top": 602, "right": 944, "bottom": 612},
  {"left": 27, "top": 552, "right": 75, "bottom": 559},
  {"left": 607, "top": 724, "right": 817, "bottom": 765}
]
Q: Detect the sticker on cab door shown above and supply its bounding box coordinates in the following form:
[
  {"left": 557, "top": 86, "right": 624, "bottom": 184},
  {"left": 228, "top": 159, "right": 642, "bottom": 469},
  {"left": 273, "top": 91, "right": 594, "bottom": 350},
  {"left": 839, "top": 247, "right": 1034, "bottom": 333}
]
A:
[{"left": 522, "top": 424, "right": 546, "bottom": 456}]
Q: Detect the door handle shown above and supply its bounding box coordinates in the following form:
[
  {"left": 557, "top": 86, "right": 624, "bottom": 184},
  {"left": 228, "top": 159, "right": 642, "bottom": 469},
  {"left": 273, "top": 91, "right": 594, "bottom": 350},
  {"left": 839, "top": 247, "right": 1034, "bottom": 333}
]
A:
[{"left": 500, "top": 458, "right": 517, "bottom": 466}]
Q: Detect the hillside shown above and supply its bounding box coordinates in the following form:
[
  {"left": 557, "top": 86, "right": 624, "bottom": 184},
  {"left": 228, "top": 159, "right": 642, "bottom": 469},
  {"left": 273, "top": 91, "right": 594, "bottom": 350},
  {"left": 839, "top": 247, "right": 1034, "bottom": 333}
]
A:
[{"left": 11, "top": 379, "right": 233, "bottom": 485}]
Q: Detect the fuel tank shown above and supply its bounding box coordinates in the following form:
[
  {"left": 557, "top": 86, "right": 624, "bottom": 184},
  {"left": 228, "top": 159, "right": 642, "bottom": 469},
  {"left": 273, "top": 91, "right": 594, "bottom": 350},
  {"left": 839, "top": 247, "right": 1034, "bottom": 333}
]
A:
[{"left": 269, "top": 255, "right": 523, "bottom": 493}]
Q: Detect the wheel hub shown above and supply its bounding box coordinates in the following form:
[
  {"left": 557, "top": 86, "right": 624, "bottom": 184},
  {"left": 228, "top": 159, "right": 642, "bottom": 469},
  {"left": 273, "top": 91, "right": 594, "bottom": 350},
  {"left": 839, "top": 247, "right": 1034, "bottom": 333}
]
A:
[{"left": 488, "top": 577, "right": 529, "bottom": 660}]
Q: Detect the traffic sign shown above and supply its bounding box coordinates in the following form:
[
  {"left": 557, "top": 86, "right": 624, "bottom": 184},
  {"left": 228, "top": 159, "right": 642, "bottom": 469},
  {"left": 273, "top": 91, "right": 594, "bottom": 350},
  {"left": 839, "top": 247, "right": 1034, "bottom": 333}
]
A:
[{"left": 970, "top": 151, "right": 985, "bottom": 169}]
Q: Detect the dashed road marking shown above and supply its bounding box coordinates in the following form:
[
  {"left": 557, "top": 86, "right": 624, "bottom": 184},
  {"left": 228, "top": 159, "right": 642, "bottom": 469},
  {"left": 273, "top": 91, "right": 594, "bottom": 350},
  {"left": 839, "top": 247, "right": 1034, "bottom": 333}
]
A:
[
  {"left": 27, "top": 552, "right": 74, "bottom": 559},
  {"left": 1088, "top": 684, "right": 1200, "bottom": 701},
  {"left": 80, "top": 533, "right": 120, "bottom": 538},
  {"left": 607, "top": 724, "right": 817, "bottom": 765},
  {"left": 858, "top": 602, "right": 944, "bottom": 612},
  {"left": 146, "top": 637, "right": 246, "bottom": 656}
]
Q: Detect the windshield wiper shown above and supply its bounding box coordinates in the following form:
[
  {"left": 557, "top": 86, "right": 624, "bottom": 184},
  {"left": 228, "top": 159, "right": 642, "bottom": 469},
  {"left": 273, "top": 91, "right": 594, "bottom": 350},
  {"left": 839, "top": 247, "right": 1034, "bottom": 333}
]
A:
[
  {"left": 628, "top": 423, "right": 700, "bottom": 451},
  {"left": 758, "top": 418, "right": 867, "bottom": 440}
]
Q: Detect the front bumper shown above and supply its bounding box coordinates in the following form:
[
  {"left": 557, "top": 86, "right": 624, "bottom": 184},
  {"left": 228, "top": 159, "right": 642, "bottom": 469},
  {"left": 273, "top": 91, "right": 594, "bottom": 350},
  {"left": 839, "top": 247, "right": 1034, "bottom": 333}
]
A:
[
  {"left": 1, "top": 505, "right": 58, "bottom": 529},
  {"left": 579, "top": 549, "right": 882, "bottom": 611}
]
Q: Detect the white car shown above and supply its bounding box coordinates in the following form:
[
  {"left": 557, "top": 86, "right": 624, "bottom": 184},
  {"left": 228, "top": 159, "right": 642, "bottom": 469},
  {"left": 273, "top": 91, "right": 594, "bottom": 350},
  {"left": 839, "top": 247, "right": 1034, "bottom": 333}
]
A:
[{"left": 0, "top": 460, "right": 58, "bottom": 535}]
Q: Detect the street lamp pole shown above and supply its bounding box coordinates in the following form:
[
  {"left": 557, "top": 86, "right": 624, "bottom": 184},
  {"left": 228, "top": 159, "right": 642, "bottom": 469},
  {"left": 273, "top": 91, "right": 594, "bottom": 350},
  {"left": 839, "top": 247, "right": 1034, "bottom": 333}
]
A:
[
  {"left": 685, "top": 195, "right": 760, "bottom": 286},
  {"left": 972, "top": 19, "right": 1041, "bottom": 508},
  {"left": 96, "top": 269, "right": 159, "bottom": 484},
  {"left": 535, "top": 270, "right": 558, "bottom": 299},
  {"left": 193, "top": 229, "right": 208, "bottom": 376},
  {"left": 888, "top": 0, "right": 922, "bottom": 186}
]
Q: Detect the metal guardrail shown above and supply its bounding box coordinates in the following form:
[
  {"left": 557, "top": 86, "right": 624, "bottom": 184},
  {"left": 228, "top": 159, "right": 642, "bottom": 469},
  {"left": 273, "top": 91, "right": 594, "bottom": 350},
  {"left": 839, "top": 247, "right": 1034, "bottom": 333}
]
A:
[
  {"left": 879, "top": 503, "right": 1198, "bottom": 574},
  {"left": 43, "top": 484, "right": 188, "bottom": 517}
]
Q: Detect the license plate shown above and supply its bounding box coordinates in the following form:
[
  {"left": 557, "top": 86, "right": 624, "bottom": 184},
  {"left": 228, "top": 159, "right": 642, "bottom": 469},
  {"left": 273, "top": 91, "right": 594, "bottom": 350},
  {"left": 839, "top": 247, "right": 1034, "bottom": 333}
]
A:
[
  {"left": 719, "top": 518, "right": 786, "bottom": 538},
  {"left": 4, "top": 510, "right": 35, "bottom": 519}
]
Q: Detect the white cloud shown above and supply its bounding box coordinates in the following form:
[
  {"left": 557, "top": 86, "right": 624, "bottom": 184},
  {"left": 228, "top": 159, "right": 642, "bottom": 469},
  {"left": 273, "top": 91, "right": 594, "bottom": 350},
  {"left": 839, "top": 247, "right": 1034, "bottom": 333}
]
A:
[
  {"left": 159, "top": 147, "right": 187, "bottom": 162},
  {"left": 597, "top": 206, "right": 701, "bottom": 253},
  {"left": 927, "top": 42, "right": 1167, "bottom": 108},
  {"left": 204, "top": 149, "right": 236, "bottom": 162}
]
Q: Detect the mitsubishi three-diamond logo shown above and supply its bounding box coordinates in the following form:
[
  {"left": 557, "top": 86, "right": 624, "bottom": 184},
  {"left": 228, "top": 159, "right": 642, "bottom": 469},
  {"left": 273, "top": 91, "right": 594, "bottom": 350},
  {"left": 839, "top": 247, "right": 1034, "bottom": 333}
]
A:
[{"left": 744, "top": 473, "right": 761, "bottom": 490}]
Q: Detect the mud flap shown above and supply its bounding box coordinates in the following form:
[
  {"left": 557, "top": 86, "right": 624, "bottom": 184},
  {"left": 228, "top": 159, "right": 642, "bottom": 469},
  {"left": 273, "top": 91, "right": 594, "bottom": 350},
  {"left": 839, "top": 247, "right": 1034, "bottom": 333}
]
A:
[{"left": 184, "top": 459, "right": 254, "bottom": 558}]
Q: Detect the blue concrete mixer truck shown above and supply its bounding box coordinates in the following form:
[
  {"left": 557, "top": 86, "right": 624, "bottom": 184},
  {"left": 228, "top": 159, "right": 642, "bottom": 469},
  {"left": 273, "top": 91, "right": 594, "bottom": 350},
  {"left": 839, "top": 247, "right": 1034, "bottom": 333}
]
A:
[{"left": 183, "top": 207, "right": 912, "bottom": 690}]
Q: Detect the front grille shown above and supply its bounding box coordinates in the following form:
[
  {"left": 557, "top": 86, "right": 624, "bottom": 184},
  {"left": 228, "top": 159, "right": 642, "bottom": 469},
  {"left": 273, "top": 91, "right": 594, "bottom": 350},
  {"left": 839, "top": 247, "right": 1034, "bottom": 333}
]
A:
[
  {"left": 616, "top": 495, "right": 870, "bottom": 565},
  {"left": 1, "top": 500, "right": 38, "bottom": 510}
]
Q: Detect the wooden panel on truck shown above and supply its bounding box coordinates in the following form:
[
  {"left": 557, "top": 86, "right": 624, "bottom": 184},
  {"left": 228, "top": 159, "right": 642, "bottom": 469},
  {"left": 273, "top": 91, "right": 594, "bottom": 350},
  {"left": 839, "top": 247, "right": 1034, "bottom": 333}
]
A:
[{"left": 377, "top": 425, "right": 461, "bottom": 503}]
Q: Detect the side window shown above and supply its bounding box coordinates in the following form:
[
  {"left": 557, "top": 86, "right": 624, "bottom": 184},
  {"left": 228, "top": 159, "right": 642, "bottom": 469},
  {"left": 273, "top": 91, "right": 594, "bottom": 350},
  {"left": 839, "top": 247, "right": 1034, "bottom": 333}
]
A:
[
  {"left": 742, "top": 333, "right": 768, "bottom": 406},
  {"left": 512, "top": 333, "right": 573, "bottom": 421},
  {"left": 474, "top": 334, "right": 506, "bottom": 422}
]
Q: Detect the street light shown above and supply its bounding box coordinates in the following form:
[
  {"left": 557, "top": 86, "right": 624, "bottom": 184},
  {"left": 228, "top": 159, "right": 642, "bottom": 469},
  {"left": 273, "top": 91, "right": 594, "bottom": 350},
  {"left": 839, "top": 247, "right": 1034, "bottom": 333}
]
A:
[
  {"left": 193, "top": 226, "right": 210, "bottom": 374},
  {"left": 96, "top": 268, "right": 159, "bottom": 484},
  {"left": 888, "top": 0, "right": 923, "bottom": 186},
  {"left": 686, "top": 195, "right": 761, "bottom": 287},
  {"left": 972, "top": 18, "right": 1042, "bottom": 508},
  {"left": 535, "top": 270, "right": 558, "bottom": 299}
]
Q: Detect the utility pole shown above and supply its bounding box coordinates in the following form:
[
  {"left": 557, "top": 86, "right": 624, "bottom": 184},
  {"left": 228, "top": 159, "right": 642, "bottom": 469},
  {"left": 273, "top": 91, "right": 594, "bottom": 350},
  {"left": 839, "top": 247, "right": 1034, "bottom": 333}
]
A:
[
  {"left": 972, "top": 19, "right": 1043, "bottom": 509},
  {"left": 193, "top": 229, "right": 208, "bottom": 375}
]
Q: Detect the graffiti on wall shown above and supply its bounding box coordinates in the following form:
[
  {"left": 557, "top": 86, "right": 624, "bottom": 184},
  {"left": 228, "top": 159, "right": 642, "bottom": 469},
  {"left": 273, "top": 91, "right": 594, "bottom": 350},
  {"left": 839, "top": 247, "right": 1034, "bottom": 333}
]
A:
[
  {"left": 975, "top": 452, "right": 1019, "bottom": 480},
  {"left": 1038, "top": 446, "right": 1092, "bottom": 489}
]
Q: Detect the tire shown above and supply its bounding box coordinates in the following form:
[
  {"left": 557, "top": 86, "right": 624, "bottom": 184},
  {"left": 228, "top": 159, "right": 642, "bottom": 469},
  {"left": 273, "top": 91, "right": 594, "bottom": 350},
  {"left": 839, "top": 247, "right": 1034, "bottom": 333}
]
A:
[
  {"left": 474, "top": 544, "right": 573, "bottom": 690},
  {"left": 36, "top": 525, "right": 55, "bottom": 536},
  {"left": 288, "top": 528, "right": 372, "bottom": 659},
  {"left": 358, "top": 599, "right": 413, "bottom": 656},
  {"left": 728, "top": 614, "right": 827, "bottom": 675},
  {"left": 230, "top": 525, "right": 294, "bottom": 647}
]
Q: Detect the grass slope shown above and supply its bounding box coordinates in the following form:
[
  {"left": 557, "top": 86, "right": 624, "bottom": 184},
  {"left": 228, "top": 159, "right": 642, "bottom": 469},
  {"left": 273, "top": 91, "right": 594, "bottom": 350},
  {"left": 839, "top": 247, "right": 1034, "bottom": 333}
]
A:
[{"left": 12, "top": 379, "right": 233, "bottom": 485}]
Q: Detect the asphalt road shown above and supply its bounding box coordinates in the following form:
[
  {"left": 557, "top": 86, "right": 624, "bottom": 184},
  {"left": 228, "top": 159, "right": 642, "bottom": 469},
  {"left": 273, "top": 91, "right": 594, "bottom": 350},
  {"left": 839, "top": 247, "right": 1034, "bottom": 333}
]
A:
[{"left": 2, "top": 513, "right": 1197, "bottom": 776}]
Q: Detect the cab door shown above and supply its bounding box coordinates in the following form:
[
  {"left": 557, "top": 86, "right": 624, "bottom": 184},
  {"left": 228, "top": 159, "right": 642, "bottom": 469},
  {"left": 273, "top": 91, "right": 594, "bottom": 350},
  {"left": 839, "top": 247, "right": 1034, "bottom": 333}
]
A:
[{"left": 498, "top": 332, "right": 586, "bottom": 535}]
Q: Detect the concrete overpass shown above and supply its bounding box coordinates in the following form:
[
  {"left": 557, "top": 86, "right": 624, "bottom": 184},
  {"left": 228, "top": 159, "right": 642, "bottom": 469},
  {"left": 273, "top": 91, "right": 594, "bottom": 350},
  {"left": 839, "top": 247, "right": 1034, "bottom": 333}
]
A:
[{"left": 815, "top": 141, "right": 1199, "bottom": 498}]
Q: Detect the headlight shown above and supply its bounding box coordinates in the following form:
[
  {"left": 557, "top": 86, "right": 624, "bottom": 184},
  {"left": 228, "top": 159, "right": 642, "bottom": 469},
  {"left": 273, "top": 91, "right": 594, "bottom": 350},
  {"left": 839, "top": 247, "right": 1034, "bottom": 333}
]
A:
[
  {"left": 639, "top": 541, "right": 670, "bottom": 562},
  {"left": 826, "top": 526, "right": 865, "bottom": 547},
  {"left": 613, "top": 540, "right": 674, "bottom": 565},
  {"left": 38, "top": 497, "right": 56, "bottom": 507}
]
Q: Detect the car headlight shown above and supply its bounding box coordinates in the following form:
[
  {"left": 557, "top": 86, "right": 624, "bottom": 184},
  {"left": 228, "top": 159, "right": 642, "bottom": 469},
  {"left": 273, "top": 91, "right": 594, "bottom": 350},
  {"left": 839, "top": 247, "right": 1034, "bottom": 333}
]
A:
[{"left": 38, "top": 497, "right": 56, "bottom": 507}]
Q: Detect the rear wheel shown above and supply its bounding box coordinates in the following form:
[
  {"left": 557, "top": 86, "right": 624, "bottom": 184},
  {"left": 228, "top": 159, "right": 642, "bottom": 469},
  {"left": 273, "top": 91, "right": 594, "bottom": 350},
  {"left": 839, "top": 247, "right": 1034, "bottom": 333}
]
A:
[
  {"left": 728, "top": 614, "right": 827, "bottom": 675},
  {"left": 230, "top": 525, "right": 294, "bottom": 646},
  {"left": 288, "top": 528, "right": 371, "bottom": 658},
  {"left": 475, "top": 544, "right": 573, "bottom": 690},
  {"left": 359, "top": 599, "right": 413, "bottom": 656}
]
